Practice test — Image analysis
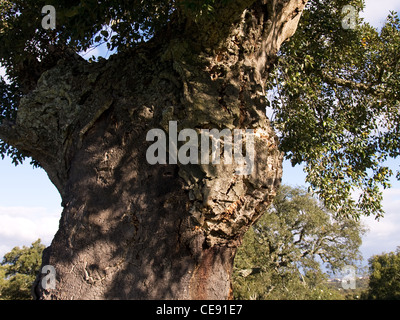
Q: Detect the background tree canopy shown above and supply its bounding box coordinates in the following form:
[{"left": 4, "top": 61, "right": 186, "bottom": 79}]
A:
[
  {"left": 233, "top": 185, "right": 366, "bottom": 300},
  {"left": 363, "top": 247, "right": 400, "bottom": 299},
  {"left": 0, "top": 239, "right": 45, "bottom": 300}
]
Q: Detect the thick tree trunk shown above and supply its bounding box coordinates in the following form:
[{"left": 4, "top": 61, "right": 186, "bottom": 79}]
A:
[{"left": 1, "top": 0, "right": 306, "bottom": 299}]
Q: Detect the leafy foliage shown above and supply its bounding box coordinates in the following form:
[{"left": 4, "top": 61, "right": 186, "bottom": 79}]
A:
[
  {"left": 0, "top": 0, "right": 218, "bottom": 65},
  {"left": 268, "top": 0, "right": 400, "bottom": 219},
  {"left": 0, "top": 74, "right": 25, "bottom": 165},
  {"left": 0, "top": 239, "right": 45, "bottom": 300},
  {"left": 363, "top": 247, "right": 400, "bottom": 300},
  {"left": 233, "top": 185, "right": 366, "bottom": 300}
]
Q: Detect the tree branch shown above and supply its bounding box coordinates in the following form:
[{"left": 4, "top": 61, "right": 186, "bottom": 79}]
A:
[
  {"left": 179, "top": 0, "right": 257, "bottom": 26},
  {"left": 238, "top": 267, "right": 262, "bottom": 277},
  {"left": 179, "top": 0, "right": 308, "bottom": 50},
  {"left": 0, "top": 119, "right": 20, "bottom": 145},
  {"left": 320, "top": 70, "right": 386, "bottom": 97}
]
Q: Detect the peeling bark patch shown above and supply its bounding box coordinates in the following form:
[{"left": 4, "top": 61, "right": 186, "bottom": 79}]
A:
[
  {"left": 221, "top": 197, "right": 245, "bottom": 221},
  {"left": 189, "top": 246, "right": 233, "bottom": 300},
  {"left": 190, "top": 247, "right": 213, "bottom": 300}
]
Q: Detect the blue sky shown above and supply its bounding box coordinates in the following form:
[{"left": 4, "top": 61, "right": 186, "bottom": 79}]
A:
[{"left": 1, "top": 1, "right": 400, "bottom": 269}]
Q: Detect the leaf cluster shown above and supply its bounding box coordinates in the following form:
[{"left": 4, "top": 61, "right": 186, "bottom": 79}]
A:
[{"left": 268, "top": 0, "right": 400, "bottom": 218}]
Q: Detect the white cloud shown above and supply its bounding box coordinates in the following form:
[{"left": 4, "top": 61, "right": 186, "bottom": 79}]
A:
[
  {"left": 361, "top": 0, "right": 400, "bottom": 28},
  {"left": 360, "top": 188, "right": 400, "bottom": 261},
  {"left": 0, "top": 207, "right": 61, "bottom": 258}
]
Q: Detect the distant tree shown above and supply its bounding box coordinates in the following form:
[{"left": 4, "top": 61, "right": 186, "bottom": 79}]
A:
[
  {"left": 0, "top": 239, "right": 45, "bottom": 300},
  {"left": 364, "top": 247, "right": 400, "bottom": 300},
  {"left": 233, "top": 185, "right": 366, "bottom": 300},
  {"left": 0, "top": 267, "right": 7, "bottom": 299}
]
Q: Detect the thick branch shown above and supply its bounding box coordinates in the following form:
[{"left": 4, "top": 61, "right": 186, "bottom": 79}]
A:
[
  {"left": 176, "top": 0, "right": 307, "bottom": 53},
  {"left": 238, "top": 267, "right": 262, "bottom": 278},
  {"left": 321, "top": 71, "right": 386, "bottom": 97},
  {"left": 178, "top": 0, "right": 257, "bottom": 30},
  {"left": 0, "top": 120, "right": 19, "bottom": 145},
  {"left": 197, "top": 0, "right": 258, "bottom": 42},
  {"left": 208, "top": 0, "right": 258, "bottom": 23}
]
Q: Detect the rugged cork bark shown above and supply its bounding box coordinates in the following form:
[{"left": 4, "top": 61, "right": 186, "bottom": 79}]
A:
[{"left": 0, "top": 0, "right": 307, "bottom": 299}]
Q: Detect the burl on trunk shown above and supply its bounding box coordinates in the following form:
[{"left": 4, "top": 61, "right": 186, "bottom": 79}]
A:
[{"left": 0, "top": 0, "right": 306, "bottom": 299}]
